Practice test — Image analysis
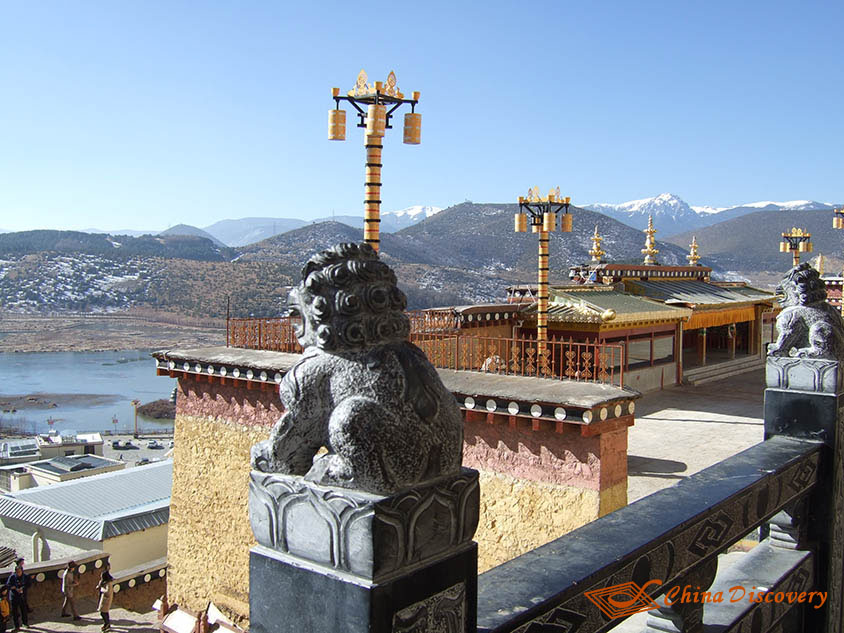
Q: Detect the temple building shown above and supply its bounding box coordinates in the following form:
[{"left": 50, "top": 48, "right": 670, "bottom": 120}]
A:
[{"left": 444, "top": 218, "right": 777, "bottom": 390}]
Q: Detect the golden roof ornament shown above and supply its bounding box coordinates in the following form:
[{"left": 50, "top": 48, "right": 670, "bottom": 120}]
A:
[
  {"left": 383, "top": 70, "right": 404, "bottom": 98},
  {"left": 641, "top": 214, "right": 659, "bottom": 265},
  {"left": 589, "top": 225, "right": 605, "bottom": 263},
  {"left": 349, "top": 69, "right": 370, "bottom": 97},
  {"left": 348, "top": 69, "right": 405, "bottom": 99},
  {"left": 687, "top": 236, "right": 701, "bottom": 266}
]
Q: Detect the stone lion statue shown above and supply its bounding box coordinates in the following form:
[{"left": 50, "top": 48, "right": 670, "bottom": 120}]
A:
[
  {"left": 768, "top": 262, "right": 844, "bottom": 360},
  {"left": 250, "top": 242, "right": 463, "bottom": 495}
]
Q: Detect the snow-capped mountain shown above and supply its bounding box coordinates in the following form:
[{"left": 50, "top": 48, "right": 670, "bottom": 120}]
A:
[
  {"left": 389, "top": 205, "right": 442, "bottom": 221},
  {"left": 380, "top": 205, "right": 443, "bottom": 232},
  {"left": 587, "top": 193, "right": 838, "bottom": 237},
  {"left": 690, "top": 205, "right": 728, "bottom": 215},
  {"left": 201, "top": 206, "right": 443, "bottom": 246},
  {"left": 585, "top": 193, "right": 704, "bottom": 235}
]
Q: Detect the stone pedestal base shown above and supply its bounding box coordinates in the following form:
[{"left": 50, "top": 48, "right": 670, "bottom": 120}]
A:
[
  {"left": 249, "top": 543, "right": 477, "bottom": 633},
  {"left": 248, "top": 468, "right": 480, "bottom": 633},
  {"left": 764, "top": 388, "right": 841, "bottom": 443}
]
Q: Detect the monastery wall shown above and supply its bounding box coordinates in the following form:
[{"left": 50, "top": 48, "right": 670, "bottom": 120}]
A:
[{"left": 165, "top": 373, "right": 630, "bottom": 621}]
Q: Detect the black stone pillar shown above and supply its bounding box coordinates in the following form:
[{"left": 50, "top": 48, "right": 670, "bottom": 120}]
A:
[
  {"left": 248, "top": 468, "right": 480, "bottom": 633},
  {"left": 764, "top": 356, "right": 844, "bottom": 633}
]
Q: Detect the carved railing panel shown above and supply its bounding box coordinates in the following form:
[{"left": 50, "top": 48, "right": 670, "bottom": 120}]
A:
[{"left": 476, "top": 436, "right": 821, "bottom": 633}]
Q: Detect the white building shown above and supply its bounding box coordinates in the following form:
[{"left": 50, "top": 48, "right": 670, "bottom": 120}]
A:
[{"left": 37, "top": 432, "right": 104, "bottom": 458}]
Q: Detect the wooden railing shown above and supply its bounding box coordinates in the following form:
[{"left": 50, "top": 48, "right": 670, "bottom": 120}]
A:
[
  {"left": 227, "top": 316, "right": 624, "bottom": 386},
  {"left": 406, "top": 309, "right": 461, "bottom": 333},
  {"left": 410, "top": 332, "right": 624, "bottom": 386},
  {"left": 227, "top": 316, "right": 302, "bottom": 353}
]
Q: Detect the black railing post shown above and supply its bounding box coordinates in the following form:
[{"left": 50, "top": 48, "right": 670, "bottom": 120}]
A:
[{"left": 764, "top": 283, "right": 844, "bottom": 633}]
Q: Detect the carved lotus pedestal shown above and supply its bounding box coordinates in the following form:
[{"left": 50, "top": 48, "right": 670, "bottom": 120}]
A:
[{"left": 248, "top": 468, "right": 480, "bottom": 633}]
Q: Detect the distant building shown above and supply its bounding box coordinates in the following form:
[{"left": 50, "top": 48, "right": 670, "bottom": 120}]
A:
[
  {"left": 0, "top": 433, "right": 104, "bottom": 467},
  {"left": 0, "top": 460, "right": 171, "bottom": 572},
  {"left": 0, "top": 454, "right": 125, "bottom": 492},
  {"left": 37, "top": 432, "right": 104, "bottom": 458},
  {"left": 0, "top": 439, "right": 41, "bottom": 466},
  {"left": 502, "top": 263, "right": 776, "bottom": 390}
]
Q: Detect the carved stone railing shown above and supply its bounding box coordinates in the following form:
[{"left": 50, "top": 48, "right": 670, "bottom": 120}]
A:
[{"left": 475, "top": 436, "right": 822, "bottom": 632}]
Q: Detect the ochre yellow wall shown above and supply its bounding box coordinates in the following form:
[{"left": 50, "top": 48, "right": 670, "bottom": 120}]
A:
[
  {"left": 475, "top": 470, "right": 602, "bottom": 571},
  {"left": 103, "top": 524, "right": 169, "bottom": 574},
  {"left": 167, "top": 413, "right": 268, "bottom": 620}
]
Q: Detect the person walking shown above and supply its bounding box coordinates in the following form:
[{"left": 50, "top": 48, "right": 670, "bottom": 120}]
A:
[
  {"left": 5, "top": 565, "right": 28, "bottom": 631},
  {"left": 96, "top": 563, "right": 114, "bottom": 632},
  {"left": 0, "top": 586, "right": 11, "bottom": 633},
  {"left": 60, "top": 561, "right": 80, "bottom": 620}
]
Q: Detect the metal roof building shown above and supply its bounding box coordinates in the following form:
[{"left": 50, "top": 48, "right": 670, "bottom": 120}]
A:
[{"left": 0, "top": 460, "right": 171, "bottom": 541}]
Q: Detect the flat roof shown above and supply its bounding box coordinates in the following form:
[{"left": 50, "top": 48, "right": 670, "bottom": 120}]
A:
[
  {"left": 0, "top": 460, "right": 171, "bottom": 540},
  {"left": 154, "top": 347, "right": 637, "bottom": 409},
  {"left": 28, "top": 454, "right": 117, "bottom": 476},
  {"left": 439, "top": 369, "right": 638, "bottom": 410}
]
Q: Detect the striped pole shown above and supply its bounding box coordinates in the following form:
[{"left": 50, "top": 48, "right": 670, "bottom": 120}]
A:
[
  {"left": 364, "top": 134, "right": 383, "bottom": 252},
  {"left": 537, "top": 230, "right": 549, "bottom": 353}
]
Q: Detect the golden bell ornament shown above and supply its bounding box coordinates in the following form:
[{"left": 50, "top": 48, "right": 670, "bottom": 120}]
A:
[
  {"left": 560, "top": 213, "right": 573, "bottom": 233},
  {"left": 328, "top": 109, "right": 346, "bottom": 141},
  {"left": 514, "top": 213, "right": 528, "bottom": 233},
  {"left": 403, "top": 112, "right": 421, "bottom": 145},
  {"left": 542, "top": 212, "right": 557, "bottom": 232},
  {"left": 365, "top": 104, "right": 386, "bottom": 137}
]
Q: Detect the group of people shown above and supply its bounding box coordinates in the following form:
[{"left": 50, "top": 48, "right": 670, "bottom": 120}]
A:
[
  {"left": 1, "top": 559, "right": 31, "bottom": 633},
  {"left": 0, "top": 559, "right": 114, "bottom": 632}
]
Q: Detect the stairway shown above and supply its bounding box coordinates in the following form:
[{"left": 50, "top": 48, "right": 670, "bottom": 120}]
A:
[{"left": 682, "top": 354, "right": 765, "bottom": 386}]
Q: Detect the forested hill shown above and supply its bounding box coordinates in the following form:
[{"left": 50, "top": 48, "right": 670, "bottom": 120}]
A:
[{"left": 0, "top": 230, "right": 236, "bottom": 261}]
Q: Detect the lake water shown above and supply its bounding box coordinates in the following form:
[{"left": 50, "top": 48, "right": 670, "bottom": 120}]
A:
[{"left": 0, "top": 350, "right": 176, "bottom": 435}]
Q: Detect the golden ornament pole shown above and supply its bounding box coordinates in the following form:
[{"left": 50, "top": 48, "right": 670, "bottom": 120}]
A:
[
  {"left": 588, "top": 225, "right": 605, "bottom": 264},
  {"left": 515, "top": 187, "right": 573, "bottom": 353},
  {"left": 687, "top": 236, "right": 701, "bottom": 266},
  {"left": 779, "top": 227, "right": 812, "bottom": 268},
  {"left": 833, "top": 208, "right": 844, "bottom": 275},
  {"left": 642, "top": 214, "right": 659, "bottom": 265},
  {"left": 329, "top": 71, "right": 420, "bottom": 253},
  {"left": 537, "top": 229, "right": 550, "bottom": 347}
]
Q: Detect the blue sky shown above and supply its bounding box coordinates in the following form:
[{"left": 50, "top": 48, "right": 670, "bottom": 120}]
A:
[{"left": 1, "top": 1, "right": 842, "bottom": 232}]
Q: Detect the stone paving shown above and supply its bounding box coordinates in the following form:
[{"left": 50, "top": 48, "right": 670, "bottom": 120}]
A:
[
  {"left": 611, "top": 370, "right": 767, "bottom": 631},
  {"left": 627, "top": 367, "right": 766, "bottom": 502},
  {"left": 17, "top": 598, "right": 158, "bottom": 633}
]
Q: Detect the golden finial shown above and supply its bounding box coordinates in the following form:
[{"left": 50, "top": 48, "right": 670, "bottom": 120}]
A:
[
  {"left": 383, "top": 70, "right": 403, "bottom": 98},
  {"left": 589, "top": 224, "right": 605, "bottom": 263},
  {"left": 349, "top": 69, "right": 369, "bottom": 97},
  {"left": 642, "top": 214, "right": 659, "bottom": 265},
  {"left": 687, "top": 236, "right": 701, "bottom": 266},
  {"left": 527, "top": 186, "right": 541, "bottom": 202}
]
